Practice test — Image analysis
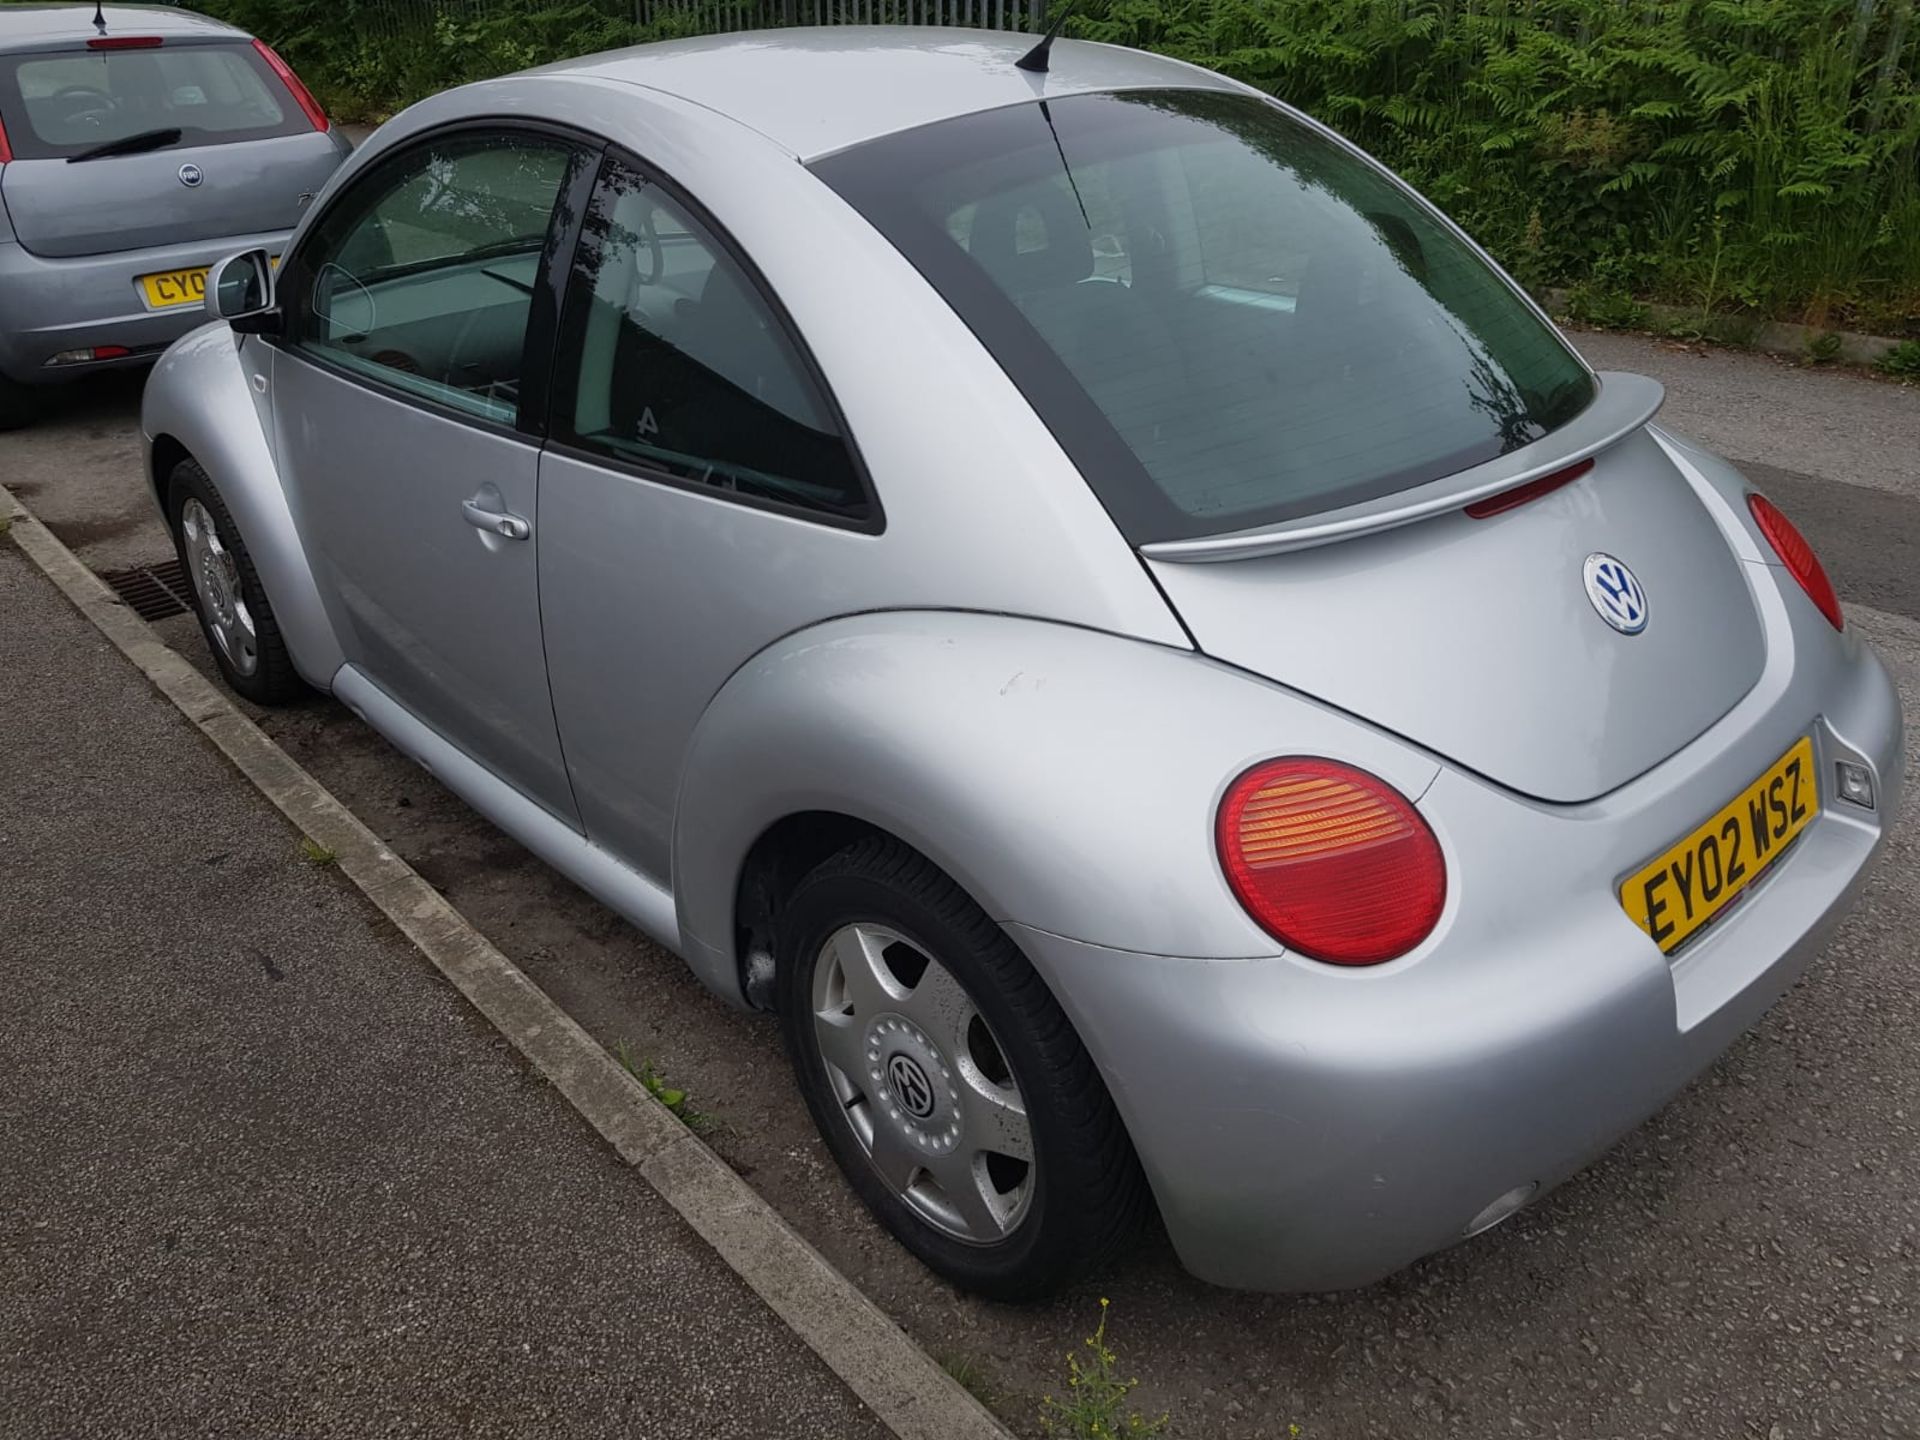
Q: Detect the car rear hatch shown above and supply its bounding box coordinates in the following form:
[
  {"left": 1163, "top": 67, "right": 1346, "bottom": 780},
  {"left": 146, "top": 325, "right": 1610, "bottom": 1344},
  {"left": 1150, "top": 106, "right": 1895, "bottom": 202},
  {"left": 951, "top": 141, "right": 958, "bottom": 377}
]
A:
[
  {"left": 0, "top": 33, "right": 339, "bottom": 258},
  {"left": 1144, "top": 374, "right": 1768, "bottom": 803}
]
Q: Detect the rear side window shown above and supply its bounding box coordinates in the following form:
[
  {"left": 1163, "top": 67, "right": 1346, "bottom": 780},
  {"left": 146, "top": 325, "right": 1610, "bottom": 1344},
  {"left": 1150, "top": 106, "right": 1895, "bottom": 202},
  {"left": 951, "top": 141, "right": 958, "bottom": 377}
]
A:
[
  {"left": 0, "top": 42, "right": 306, "bottom": 159},
  {"left": 551, "top": 154, "right": 869, "bottom": 523}
]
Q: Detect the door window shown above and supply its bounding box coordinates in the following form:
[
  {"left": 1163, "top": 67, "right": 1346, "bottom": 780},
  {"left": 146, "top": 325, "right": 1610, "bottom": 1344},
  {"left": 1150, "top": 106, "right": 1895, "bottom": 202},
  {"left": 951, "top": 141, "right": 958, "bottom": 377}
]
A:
[
  {"left": 555, "top": 156, "right": 868, "bottom": 522},
  {"left": 291, "top": 133, "right": 579, "bottom": 425}
]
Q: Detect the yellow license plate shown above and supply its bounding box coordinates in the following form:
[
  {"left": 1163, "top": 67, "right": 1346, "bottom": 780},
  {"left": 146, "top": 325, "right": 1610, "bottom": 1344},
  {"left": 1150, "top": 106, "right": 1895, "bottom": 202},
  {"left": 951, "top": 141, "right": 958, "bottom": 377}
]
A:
[
  {"left": 1621, "top": 736, "right": 1817, "bottom": 954},
  {"left": 139, "top": 266, "right": 211, "bottom": 309}
]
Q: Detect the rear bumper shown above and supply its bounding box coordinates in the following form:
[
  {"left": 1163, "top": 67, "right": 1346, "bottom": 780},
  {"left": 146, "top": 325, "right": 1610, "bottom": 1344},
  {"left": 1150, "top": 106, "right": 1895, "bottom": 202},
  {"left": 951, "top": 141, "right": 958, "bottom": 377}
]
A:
[
  {"left": 0, "top": 230, "right": 291, "bottom": 384},
  {"left": 1014, "top": 630, "right": 1902, "bottom": 1293}
]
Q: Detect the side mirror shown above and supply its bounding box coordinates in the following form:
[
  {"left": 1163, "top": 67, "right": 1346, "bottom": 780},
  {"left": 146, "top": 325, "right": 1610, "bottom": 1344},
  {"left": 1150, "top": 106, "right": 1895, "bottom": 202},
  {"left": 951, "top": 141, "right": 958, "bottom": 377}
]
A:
[{"left": 205, "top": 249, "right": 277, "bottom": 328}]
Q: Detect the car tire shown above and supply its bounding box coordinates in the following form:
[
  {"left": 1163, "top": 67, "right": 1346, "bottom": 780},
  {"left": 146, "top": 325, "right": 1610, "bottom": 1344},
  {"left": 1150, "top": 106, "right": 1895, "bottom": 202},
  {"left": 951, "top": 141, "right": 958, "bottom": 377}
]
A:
[
  {"left": 0, "top": 374, "right": 35, "bottom": 432},
  {"left": 166, "top": 458, "right": 305, "bottom": 706},
  {"left": 778, "top": 836, "right": 1149, "bottom": 1301}
]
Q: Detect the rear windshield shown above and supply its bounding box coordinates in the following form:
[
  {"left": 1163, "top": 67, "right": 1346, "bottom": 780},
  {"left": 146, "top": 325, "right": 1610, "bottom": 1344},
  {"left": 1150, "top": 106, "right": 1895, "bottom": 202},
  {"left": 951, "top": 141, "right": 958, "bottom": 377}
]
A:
[
  {"left": 812, "top": 90, "right": 1595, "bottom": 542},
  {"left": 0, "top": 42, "right": 304, "bottom": 160}
]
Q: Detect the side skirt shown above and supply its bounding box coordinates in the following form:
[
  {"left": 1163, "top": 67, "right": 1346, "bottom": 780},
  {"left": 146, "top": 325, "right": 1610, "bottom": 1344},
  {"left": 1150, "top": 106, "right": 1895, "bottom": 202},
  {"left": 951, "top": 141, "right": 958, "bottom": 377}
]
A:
[{"left": 331, "top": 664, "right": 685, "bottom": 965}]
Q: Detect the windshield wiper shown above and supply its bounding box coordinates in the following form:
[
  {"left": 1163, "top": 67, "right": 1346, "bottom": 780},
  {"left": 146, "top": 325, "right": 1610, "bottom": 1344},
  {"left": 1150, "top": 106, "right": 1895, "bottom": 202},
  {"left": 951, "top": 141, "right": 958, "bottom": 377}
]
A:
[{"left": 67, "top": 128, "right": 183, "bottom": 164}]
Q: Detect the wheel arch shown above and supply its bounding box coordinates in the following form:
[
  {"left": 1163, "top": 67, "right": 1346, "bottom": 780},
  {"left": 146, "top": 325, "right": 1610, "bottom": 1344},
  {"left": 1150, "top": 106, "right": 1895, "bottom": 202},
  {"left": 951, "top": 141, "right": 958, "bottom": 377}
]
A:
[
  {"left": 141, "top": 325, "right": 344, "bottom": 689},
  {"left": 672, "top": 609, "right": 1438, "bottom": 1005}
]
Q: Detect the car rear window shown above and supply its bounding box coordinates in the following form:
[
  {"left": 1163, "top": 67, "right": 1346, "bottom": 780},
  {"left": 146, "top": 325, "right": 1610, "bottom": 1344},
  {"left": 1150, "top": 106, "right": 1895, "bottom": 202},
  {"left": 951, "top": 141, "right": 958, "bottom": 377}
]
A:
[
  {"left": 811, "top": 90, "right": 1596, "bottom": 543},
  {"left": 0, "top": 42, "right": 305, "bottom": 159}
]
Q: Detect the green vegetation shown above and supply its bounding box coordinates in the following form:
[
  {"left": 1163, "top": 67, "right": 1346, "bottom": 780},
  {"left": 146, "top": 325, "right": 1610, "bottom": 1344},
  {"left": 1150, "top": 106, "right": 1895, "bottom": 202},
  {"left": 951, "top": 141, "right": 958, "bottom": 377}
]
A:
[
  {"left": 613, "top": 1039, "right": 712, "bottom": 1130},
  {"left": 192, "top": 0, "right": 1918, "bottom": 332},
  {"left": 938, "top": 1351, "right": 999, "bottom": 1408},
  {"left": 1040, "top": 1298, "right": 1170, "bottom": 1439},
  {"left": 298, "top": 836, "right": 338, "bottom": 866},
  {"left": 1881, "top": 338, "right": 1920, "bottom": 375}
]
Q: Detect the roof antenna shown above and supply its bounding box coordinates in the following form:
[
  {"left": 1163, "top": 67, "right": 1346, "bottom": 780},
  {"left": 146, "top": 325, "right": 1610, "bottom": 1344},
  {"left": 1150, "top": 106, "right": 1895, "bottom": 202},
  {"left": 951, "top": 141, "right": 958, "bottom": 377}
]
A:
[
  {"left": 1015, "top": 0, "right": 1081, "bottom": 74},
  {"left": 92, "top": 1, "right": 107, "bottom": 34}
]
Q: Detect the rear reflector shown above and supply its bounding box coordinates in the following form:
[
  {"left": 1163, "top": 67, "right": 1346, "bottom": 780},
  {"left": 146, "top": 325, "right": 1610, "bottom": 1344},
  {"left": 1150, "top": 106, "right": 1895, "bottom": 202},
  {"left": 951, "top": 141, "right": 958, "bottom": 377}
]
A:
[
  {"left": 252, "top": 39, "right": 328, "bottom": 133},
  {"left": 87, "top": 35, "right": 165, "bottom": 49},
  {"left": 1748, "top": 492, "right": 1843, "bottom": 631},
  {"left": 45, "top": 345, "right": 132, "bottom": 366},
  {"left": 1464, "top": 458, "right": 1595, "bottom": 519},
  {"left": 1217, "top": 758, "right": 1446, "bottom": 964}
]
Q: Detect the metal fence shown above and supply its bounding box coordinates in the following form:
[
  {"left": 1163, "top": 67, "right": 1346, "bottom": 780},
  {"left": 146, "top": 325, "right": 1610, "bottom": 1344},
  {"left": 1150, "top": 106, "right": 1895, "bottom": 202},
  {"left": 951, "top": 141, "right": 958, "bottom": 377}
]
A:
[{"left": 360, "top": 0, "right": 1045, "bottom": 38}]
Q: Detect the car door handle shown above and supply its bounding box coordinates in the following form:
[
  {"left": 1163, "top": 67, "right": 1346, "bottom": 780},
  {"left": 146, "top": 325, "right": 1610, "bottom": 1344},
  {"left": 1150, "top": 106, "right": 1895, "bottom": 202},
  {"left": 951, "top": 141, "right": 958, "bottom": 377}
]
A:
[{"left": 461, "top": 498, "right": 530, "bottom": 541}]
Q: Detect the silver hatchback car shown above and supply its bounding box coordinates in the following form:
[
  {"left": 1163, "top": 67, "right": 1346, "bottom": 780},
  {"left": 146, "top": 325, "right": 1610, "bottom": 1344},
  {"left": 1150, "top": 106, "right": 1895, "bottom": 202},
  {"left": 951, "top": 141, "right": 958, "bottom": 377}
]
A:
[
  {"left": 0, "top": 3, "right": 347, "bottom": 428},
  {"left": 142, "top": 30, "right": 1902, "bottom": 1299}
]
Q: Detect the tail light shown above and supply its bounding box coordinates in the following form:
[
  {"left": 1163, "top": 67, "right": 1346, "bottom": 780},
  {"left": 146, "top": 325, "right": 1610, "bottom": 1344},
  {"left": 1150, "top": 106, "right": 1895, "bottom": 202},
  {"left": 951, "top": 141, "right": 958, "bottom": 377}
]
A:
[
  {"left": 253, "top": 39, "right": 329, "bottom": 133},
  {"left": 88, "top": 36, "right": 165, "bottom": 49},
  {"left": 0, "top": 114, "right": 11, "bottom": 165},
  {"left": 1748, "top": 493, "right": 1842, "bottom": 631},
  {"left": 1216, "top": 758, "right": 1446, "bottom": 965},
  {"left": 1464, "top": 457, "right": 1594, "bottom": 520}
]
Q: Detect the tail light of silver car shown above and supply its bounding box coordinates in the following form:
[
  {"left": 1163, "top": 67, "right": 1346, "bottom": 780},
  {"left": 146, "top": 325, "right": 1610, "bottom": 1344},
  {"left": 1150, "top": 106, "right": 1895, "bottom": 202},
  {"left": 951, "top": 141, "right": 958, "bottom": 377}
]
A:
[
  {"left": 1748, "top": 493, "right": 1843, "bottom": 631},
  {"left": 252, "top": 40, "right": 330, "bottom": 133},
  {"left": 1216, "top": 758, "right": 1447, "bottom": 964}
]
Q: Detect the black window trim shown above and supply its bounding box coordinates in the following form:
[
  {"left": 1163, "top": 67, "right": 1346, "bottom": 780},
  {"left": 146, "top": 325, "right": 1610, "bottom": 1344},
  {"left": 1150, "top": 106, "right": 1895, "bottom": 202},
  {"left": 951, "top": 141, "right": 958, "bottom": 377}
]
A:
[
  {"left": 542, "top": 143, "right": 886, "bottom": 537},
  {"left": 267, "top": 116, "right": 606, "bottom": 445}
]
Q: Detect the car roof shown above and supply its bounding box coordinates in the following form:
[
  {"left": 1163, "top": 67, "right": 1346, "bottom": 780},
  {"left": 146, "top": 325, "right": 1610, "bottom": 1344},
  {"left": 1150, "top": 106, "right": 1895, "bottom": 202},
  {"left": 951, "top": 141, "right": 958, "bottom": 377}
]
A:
[
  {"left": 537, "top": 26, "right": 1244, "bottom": 161},
  {"left": 0, "top": 3, "right": 245, "bottom": 50}
]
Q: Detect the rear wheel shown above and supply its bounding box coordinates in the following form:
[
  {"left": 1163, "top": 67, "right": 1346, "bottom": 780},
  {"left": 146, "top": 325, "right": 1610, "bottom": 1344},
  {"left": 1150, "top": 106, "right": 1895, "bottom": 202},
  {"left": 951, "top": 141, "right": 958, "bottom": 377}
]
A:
[
  {"left": 778, "top": 836, "right": 1148, "bottom": 1300},
  {"left": 0, "top": 374, "right": 35, "bottom": 432},
  {"left": 166, "top": 459, "right": 305, "bottom": 706}
]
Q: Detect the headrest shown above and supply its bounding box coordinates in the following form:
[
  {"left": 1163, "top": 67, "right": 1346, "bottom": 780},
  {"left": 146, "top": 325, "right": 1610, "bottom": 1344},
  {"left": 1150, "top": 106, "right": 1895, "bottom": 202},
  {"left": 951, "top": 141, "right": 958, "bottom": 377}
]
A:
[{"left": 967, "top": 182, "right": 1093, "bottom": 296}]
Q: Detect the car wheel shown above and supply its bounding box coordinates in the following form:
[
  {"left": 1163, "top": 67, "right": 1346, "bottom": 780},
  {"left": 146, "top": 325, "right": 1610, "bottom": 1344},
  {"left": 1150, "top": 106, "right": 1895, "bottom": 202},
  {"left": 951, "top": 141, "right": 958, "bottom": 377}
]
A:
[
  {"left": 167, "top": 458, "right": 305, "bottom": 706},
  {"left": 778, "top": 836, "right": 1148, "bottom": 1300},
  {"left": 0, "top": 374, "right": 35, "bottom": 432}
]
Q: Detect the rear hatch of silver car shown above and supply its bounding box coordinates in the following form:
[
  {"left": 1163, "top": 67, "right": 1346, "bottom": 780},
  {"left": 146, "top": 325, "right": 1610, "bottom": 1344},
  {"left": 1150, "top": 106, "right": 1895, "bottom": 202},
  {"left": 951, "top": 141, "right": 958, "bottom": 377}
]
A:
[
  {"left": 0, "top": 35, "right": 340, "bottom": 257},
  {"left": 1141, "top": 405, "right": 1768, "bottom": 804}
]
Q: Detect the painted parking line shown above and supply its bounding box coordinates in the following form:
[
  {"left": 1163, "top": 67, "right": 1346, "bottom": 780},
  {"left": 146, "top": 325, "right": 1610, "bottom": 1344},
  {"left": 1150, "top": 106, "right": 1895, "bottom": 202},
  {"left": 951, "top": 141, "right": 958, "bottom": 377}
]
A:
[{"left": 0, "top": 482, "right": 1013, "bottom": 1440}]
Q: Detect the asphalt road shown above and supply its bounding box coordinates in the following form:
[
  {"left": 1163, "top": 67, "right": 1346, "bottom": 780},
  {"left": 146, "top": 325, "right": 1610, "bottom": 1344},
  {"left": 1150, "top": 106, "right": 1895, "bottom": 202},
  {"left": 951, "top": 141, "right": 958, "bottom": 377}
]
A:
[
  {"left": 3, "top": 332, "right": 1918, "bottom": 1438},
  {"left": 0, "top": 546, "right": 891, "bottom": 1439}
]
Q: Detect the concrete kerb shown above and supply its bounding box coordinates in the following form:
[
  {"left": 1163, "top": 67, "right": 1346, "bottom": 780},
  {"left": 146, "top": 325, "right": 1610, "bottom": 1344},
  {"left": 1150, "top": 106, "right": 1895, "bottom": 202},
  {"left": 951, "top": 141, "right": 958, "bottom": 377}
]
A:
[{"left": 0, "top": 483, "right": 1015, "bottom": 1440}]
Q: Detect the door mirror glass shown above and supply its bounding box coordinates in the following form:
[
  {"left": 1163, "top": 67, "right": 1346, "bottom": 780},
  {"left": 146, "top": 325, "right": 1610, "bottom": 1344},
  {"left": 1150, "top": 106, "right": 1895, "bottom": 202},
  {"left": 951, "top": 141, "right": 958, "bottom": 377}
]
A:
[{"left": 205, "top": 249, "right": 276, "bottom": 321}]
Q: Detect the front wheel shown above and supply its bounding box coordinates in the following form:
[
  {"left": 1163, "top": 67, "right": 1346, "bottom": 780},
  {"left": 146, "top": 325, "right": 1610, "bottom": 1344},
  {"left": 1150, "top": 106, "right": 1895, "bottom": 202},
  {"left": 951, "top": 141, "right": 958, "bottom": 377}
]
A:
[
  {"left": 167, "top": 458, "right": 305, "bottom": 705},
  {"left": 778, "top": 837, "right": 1148, "bottom": 1300}
]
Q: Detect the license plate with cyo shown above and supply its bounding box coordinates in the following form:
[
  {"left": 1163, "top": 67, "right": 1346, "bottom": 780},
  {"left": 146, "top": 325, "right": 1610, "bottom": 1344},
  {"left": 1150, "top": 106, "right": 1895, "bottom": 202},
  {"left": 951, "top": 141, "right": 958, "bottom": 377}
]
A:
[
  {"left": 1620, "top": 736, "right": 1817, "bottom": 954},
  {"left": 139, "top": 266, "right": 211, "bottom": 309}
]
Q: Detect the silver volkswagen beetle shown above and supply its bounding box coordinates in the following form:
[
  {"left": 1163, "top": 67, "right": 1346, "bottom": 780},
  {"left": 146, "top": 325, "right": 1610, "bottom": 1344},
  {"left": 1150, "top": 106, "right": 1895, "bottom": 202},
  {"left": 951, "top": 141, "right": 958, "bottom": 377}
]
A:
[{"left": 141, "top": 29, "right": 1904, "bottom": 1299}]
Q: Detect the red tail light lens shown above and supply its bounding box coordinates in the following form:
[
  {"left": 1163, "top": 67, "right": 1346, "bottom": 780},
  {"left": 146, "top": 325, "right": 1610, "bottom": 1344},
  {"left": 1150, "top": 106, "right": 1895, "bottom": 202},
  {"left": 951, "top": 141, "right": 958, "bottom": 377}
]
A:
[
  {"left": 253, "top": 39, "right": 328, "bottom": 132},
  {"left": 0, "top": 114, "right": 11, "bottom": 165},
  {"left": 88, "top": 35, "right": 165, "bottom": 49},
  {"left": 1748, "top": 493, "right": 1842, "bottom": 631},
  {"left": 1216, "top": 758, "right": 1446, "bottom": 965}
]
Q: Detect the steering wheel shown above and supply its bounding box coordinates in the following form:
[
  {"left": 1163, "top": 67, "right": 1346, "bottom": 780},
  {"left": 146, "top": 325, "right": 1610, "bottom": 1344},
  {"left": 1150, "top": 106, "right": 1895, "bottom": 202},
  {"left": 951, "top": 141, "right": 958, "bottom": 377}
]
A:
[{"left": 48, "top": 85, "right": 116, "bottom": 128}]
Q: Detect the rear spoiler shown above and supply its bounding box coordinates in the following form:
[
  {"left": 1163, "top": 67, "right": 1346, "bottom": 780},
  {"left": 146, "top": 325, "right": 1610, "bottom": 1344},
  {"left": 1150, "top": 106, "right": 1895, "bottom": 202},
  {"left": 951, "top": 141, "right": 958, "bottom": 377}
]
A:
[{"left": 1139, "top": 371, "right": 1664, "bottom": 563}]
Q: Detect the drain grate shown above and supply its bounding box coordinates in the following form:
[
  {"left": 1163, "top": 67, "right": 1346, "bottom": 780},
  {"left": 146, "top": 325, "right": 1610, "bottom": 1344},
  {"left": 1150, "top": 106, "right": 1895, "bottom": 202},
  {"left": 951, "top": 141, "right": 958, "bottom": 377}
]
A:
[{"left": 98, "top": 557, "right": 195, "bottom": 622}]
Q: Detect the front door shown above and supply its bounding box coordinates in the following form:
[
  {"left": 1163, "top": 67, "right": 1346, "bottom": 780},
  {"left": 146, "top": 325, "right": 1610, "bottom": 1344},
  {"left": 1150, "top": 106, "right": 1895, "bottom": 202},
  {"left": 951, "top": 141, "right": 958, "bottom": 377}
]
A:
[{"left": 270, "top": 127, "right": 594, "bottom": 824}]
